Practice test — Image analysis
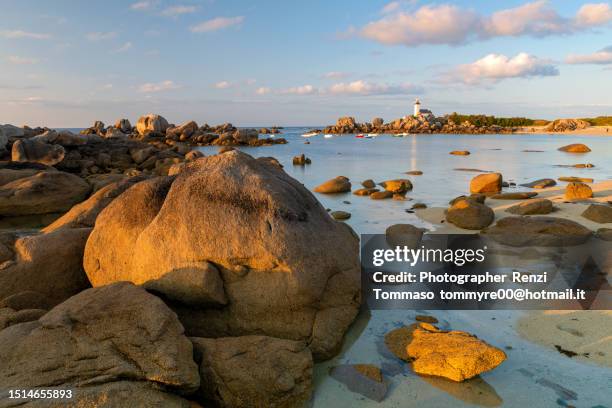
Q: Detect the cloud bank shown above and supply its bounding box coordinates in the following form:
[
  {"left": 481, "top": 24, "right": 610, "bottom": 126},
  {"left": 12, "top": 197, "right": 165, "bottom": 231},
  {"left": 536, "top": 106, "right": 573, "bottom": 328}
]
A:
[{"left": 566, "top": 45, "right": 612, "bottom": 64}]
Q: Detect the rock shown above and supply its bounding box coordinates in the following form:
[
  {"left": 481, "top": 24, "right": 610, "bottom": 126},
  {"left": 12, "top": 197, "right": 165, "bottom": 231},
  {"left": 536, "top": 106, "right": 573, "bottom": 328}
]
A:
[
  {"left": 406, "top": 323, "right": 506, "bottom": 382},
  {"left": 450, "top": 194, "right": 486, "bottom": 205},
  {"left": 0, "top": 308, "right": 47, "bottom": 329},
  {"left": 385, "top": 224, "right": 424, "bottom": 249},
  {"left": 93, "top": 120, "right": 105, "bottom": 132},
  {"left": 136, "top": 114, "right": 170, "bottom": 135},
  {"left": 330, "top": 364, "right": 387, "bottom": 402},
  {"left": 331, "top": 210, "right": 351, "bottom": 220},
  {"left": 372, "top": 117, "right": 384, "bottom": 127},
  {"left": 192, "top": 336, "right": 312, "bottom": 408},
  {"left": 520, "top": 178, "right": 557, "bottom": 189},
  {"left": 83, "top": 151, "right": 360, "bottom": 360},
  {"left": 596, "top": 228, "right": 612, "bottom": 241},
  {"left": 0, "top": 291, "right": 51, "bottom": 311},
  {"left": 218, "top": 146, "right": 235, "bottom": 154},
  {"left": 185, "top": 150, "right": 204, "bottom": 161},
  {"left": 558, "top": 176, "right": 594, "bottom": 183},
  {"left": 314, "top": 176, "right": 351, "bottom": 194},
  {"left": 0, "top": 282, "right": 200, "bottom": 394},
  {"left": 470, "top": 173, "right": 502, "bottom": 194},
  {"left": 506, "top": 198, "right": 553, "bottom": 215},
  {"left": 581, "top": 204, "right": 612, "bottom": 224},
  {"left": 0, "top": 171, "right": 91, "bottom": 216},
  {"left": 384, "top": 325, "right": 417, "bottom": 361},
  {"left": 130, "top": 146, "right": 157, "bottom": 164},
  {"left": 104, "top": 126, "right": 127, "bottom": 139},
  {"left": 572, "top": 163, "right": 594, "bottom": 168},
  {"left": 0, "top": 167, "right": 43, "bottom": 186},
  {"left": 482, "top": 216, "right": 592, "bottom": 246},
  {"left": 565, "top": 182, "right": 593, "bottom": 200},
  {"left": 370, "top": 191, "right": 393, "bottom": 200},
  {"left": 11, "top": 139, "right": 66, "bottom": 166},
  {"left": 546, "top": 120, "right": 590, "bottom": 132},
  {"left": 292, "top": 154, "right": 311, "bottom": 165},
  {"left": 412, "top": 203, "right": 427, "bottom": 209},
  {"left": 353, "top": 188, "right": 379, "bottom": 196},
  {"left": 405, "top": 170, "right": 423, "bottom": 175},
  {"left": 490, "top": 192, "right": 538, "bottom": 200},
  {"left": 380, "top": 179, "right": 413, "bottom": 194},
  {"left": 415, "top": 315, "right": 438, "bottom": 324},
  {"left": 0, "top": 124, "right": 25, "bottom": 139},
  {"left": 446, "top": 198, "right": 494, "bottom": 230},
  {"left": 169, "top": 121, "right": 198, "bottom": 138},
  {"left": 558, "top": 143, "right": 591, "bottom": 153},
  {"left": 450, "top": 150, "right": 470, "bottom": 155},
  {"left": 115, "top": 118, "right": 132, "bottom": 133},
  {"left": 233, "top": 128, "right": 259, "bottom": 144},
  {"left": 43, "top": 176, "right": 148, "bottom": 232},
  {"left": 86, "top": 173, "right": 126, "bottom": 192},
  {"left": 336, "top": 116, "right": 356, "bottom": 128},
  {"left": 0, "top": 228, "right": 92, "bottom": 307},
  {"left": 361, "top": 179, "right": 376, "bottom": 188}
]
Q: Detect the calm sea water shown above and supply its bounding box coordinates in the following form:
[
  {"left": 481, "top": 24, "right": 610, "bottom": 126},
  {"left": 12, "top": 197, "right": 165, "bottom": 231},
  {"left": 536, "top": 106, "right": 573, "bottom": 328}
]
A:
[{"left": 198, "top": 127, "right": 612, "bottom": 234}]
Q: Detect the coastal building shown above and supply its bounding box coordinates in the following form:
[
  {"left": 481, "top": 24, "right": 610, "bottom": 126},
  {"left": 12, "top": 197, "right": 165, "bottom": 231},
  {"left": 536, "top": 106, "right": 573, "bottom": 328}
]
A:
[{"left": 413, "top": 98, "right": 432, "bottom": 117}]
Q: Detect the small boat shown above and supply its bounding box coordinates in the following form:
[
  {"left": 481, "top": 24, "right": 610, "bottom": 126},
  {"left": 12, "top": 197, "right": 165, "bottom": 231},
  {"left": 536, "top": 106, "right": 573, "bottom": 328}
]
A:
[
  {"left": 367, "top": 133, "right": 380, "bottom": 137},
  {"left": 356, "top": 134, "right": 364, "bottom": 138},
  {"left": 301, "top": 132, "right": 318, "bottom": 138},
  {"left": 323, "top": 134, "right": 334, "bottom": 138},
  {"left": 398, "top": 132, "right": 410, "bottom": 137}
]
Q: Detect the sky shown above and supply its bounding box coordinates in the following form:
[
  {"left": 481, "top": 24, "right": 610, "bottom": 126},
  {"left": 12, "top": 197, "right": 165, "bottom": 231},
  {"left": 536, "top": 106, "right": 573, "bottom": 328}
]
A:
[{"left": 1, "top": 0, "right": 611, "bottom": 127}]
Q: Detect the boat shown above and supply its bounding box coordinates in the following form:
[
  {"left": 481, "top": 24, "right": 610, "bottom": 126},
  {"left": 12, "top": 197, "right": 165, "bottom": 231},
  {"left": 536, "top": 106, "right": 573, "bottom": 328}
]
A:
[
  {"left": 323, "top": 134, "right": 333, "bottom": 138},
  {"left": 367, "top": 133, "right": 380, "bottom": 137},
  {"left": 398, "top": 132, "right": 410, "bottom": 136},
  {"left": 356, "top": 134, "right": 364, "bottom": 138},
  {"left": 301, "top": 132, "right": 318, "bottom": 138}
]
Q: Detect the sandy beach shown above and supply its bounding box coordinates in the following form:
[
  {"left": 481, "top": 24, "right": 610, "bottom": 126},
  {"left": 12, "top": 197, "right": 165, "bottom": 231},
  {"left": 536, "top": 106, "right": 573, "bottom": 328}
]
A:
[{"left": 516, "top": 125, "right": 612, "bottom": 136}]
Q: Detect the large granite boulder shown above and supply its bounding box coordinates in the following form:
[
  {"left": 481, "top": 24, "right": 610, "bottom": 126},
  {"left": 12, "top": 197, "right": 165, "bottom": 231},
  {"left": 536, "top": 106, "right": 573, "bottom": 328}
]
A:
[
  {"left": 233, "top": 128, "right": 259, "bottom": 144},
  {"left": 0, "top": 171, "right": 90, "bottom": 216},
  {"left": 137, "top": 114, "right": 170, "bottom": 135},
  {"left": 12, "top": 138, "right": 65, "bottom": 166},
  {"left": 115, "top": 118, "right": 132, "bottom": 133},
  {"left": 0, "top": 228, "right": 92, "bottom": 307},
  {"left": 446, "top": 198, "right": 494, "bottom": 230},
  {"left": 84, "top": 151, "right": 360, "bottom": 360},
  {"left": 482, "top": 216, "right": 592, "bottom": 246},
  {"left": 0, "top": 282, "right": 200, "bottom": 403},
  {"left": 192, "top": 336, "right": 312, "bottom": 407},
  {"left": 470, "top": 173, "right": 502, "bottom": 194}
]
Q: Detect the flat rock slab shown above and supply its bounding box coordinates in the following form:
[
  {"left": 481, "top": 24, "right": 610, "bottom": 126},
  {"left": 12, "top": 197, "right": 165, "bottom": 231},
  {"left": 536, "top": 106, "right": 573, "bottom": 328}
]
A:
[
  {"left": 520, "top": 179, "right": 556, "bottom": 189},
  {"left": 506, "top": 198, "right": 553, "bottom": 215},
  {"left": 482, "top": 216, "right": 592, "bottom": 247},
  {"left": 330, "top": 364, "right": 387, "bottom": 402},
  {"left": 558, "top": 177, "right": 594, "bottom": 183},
  {"left": 490, "top": 192, "right": 538, "bottom": 200}
]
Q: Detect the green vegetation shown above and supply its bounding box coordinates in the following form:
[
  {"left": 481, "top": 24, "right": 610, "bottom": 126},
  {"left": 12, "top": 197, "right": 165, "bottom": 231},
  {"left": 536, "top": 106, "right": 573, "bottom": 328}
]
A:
[
  {"left": 581, "top": 116, "right": 612, "bottom": 126},
  {"left": 447, "top": 113, "right": 543, "bottom": 127}
]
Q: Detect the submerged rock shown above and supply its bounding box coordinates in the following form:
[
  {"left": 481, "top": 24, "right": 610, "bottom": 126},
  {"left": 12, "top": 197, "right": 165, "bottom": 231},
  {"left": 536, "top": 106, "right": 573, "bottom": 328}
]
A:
[
  {"left": 192, "top": 336, "right": 312, "bottom": 408},
  {"left": 565, "top": 182, "right": 593, "bottom": 200},
  {"left": 558, "top": 143, "right": 591, "bottom": 153},
  {"left": 83, "top": 151, "right": 360, "bottom": 360},
  {"left": 370, "top": 191, "right": 394, "bottom": 200},
  {"left": 506, "top": 198, "right": 553, "bottom": 215},
  {"left": 292, "top": 154, "right": 311, "bottom": 165},
  {"left": 406, "top": 323, "right": 506, "bottom": 382},
  {"left": 558, "top": 176, "right": 594, "bottom": 183},
  {"left": 581, "top": 204, "right": 612, "bottom": 224},
  {"left": 446, "top": 198, "right": 494, "bottom": 230},
  {"left": 314, "top": 176, "right": 351, "bottom": 194},
  {"left": 489, "top": 192, "right": 538, "bottom": 200},
  {"left": 470, "top": 173, "right": 502, "bottom": 194},
  {"left": 353, "top": 187, "right": 379, "bottom": 196},
  {"left": 482, "top": 216, "right": 592, "bottom": 246}
]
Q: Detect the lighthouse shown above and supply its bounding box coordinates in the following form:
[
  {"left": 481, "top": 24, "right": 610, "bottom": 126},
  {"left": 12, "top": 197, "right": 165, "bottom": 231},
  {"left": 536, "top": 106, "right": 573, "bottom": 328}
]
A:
[{"left": 414, "top": 98, "right": 421, "bottom": 116}]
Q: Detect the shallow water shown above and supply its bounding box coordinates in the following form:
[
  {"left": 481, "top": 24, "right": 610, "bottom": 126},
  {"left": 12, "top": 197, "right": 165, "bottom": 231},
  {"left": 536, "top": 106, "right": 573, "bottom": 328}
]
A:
[{"left": 199, "top": 129, "right": 612, "bottom": 408}]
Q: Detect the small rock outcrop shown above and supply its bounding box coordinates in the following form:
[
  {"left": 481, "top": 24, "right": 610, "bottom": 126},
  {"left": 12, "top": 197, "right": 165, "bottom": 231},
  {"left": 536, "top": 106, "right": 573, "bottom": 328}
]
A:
[
  {"left": 136, "top": 113, "right": 170, "bottom": 135},
  {"left": 520, "top": 178, "right": 556, "bottom": 189},
  {"left": 314, "top": 176, "right": 351, "bottom": 194},
  {"left": 470, "top": 173, "right": 502, "bottom": 194},
  {"left": 546, "top": 120, "right": 590, "bottom": 132},
  {"left": 565, "top": 182, "right": 593, "bottom": 200}
]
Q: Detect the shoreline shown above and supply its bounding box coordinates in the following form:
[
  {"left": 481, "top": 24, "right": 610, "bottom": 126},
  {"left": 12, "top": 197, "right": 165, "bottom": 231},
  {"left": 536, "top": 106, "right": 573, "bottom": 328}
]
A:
[{"left": 516, "top": 125, "right": 612, "bottom": 136}]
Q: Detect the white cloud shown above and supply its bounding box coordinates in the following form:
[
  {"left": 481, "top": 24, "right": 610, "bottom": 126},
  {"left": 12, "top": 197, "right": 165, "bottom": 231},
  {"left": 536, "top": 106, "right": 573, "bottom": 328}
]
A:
[
  {"left": 574, "top": 3, "right": 612, "bottom": 26},
  {"left": 190, "top": 16, "right": 245, "bottom": 33},
  {"left": 281, "top": 85, "right": 316, "bottom": 95},
  {"left": 255, "top": 87, "right": 271, "bottom": 95},
  {"left": 358, "top": 1, "right": 612, "bottom": 47},
  {"left": 130, "top": 1, "right": 153, "bottom": 11},
  {"left": 326, "top": 80, "right": 422, "bottom": 95},
  {"left": 322, "top": 71, "right": 351, "bottom": 79},
  {"left": 161, "top": 5, "right": 197, "bottom": 17},
  {"left": 566, "top": 45, "right": 612, "bottom": 64},
  {"left": 215, "top": 81, "right": 233, "bottom": 89},
  {"left": 138, "top": 80, "right": 181, "bottom": 93},
  {"left": 113, "top": 42, "right": 133, "bottom": 53},
  {"left": 381, "top": 2, "right": 402, "bottom": 14},
  {"left": 448, "top": 52, "right": 559, "bottom": 84},
  {"left": 86, "top": 31, "right": 117, "bottom": 41},
  {"left": 7, "top": 56, "right": 39, "bottom": 64},
  {"left": 0, "top": 30, "right": 50, "bottom": 40}
]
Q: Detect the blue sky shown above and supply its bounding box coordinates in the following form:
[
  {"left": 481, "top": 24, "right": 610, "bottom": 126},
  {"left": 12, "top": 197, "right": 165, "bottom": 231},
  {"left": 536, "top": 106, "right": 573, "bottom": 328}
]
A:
[{"left": 1, "top": 0, "right": 611, "bottom": 126}]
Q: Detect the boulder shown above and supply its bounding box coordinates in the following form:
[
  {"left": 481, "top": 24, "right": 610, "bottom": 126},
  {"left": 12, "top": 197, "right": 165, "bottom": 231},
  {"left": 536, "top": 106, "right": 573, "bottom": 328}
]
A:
[
  {"left": 0, "top": 228, "right": 92, "bottom": 307},
  {"left": 450, "top": 194, "right": 485, "bottom": 205},
  {"left": 93, "top": 120, "right": 105, "bottom": 132},
  {"left": 169, "top": 121, "right": 198, "bottom": 138},
  {"left": 0, "top": 167, "right": 42, "bottom": 187},
  {"left": 292, "top": 154, "right": 311, "bottom": 165},
  {"left": 105, "top": 127, "right": 127, "bottom": 139},
  {"left": 0, "top": 171, "right": 91, "bottom": 216},
  {"left": 406, "top": 323, "right": 506, "bottom": 382},
  {"left": 482, "top": 216, "right": 592, "bottom": 246},
  {"left": 520, "top": 178, "right": 556, "bottom": 189},
  {"left": 185, "top": 150, "right": 204, "bottom": 161},
  {"left": 565, "top": 182, "right": 593, "bottom": 200},
  {"left": 192, "top": 336, "right": 312, "bottom": 407},
  {"left": 596, "top": 228, "right": 612, "bottom": 241},
  {"left": 506, "top": 198, "right": 553, "bottom": 215},
  {"left": 446, "top": 198, "right": 494, "bottom": 230},
  {"left": 43, "top": 176, "right": 148, "bottom": 233},
  {"left": 130, "top": 146, "right": 157, "bottom": 164},
  {"left": 0, "top": 290, "right": 51, "bottom": 311},
  {"left": 372, "top": 117, "right": 384, "bottom": 127},
  {"left": 385, "top": 224, "right": 424, "bottom": 249},
  {"left": 353, "top": 188, "right": 379, "bottom": 196},
  {"left": 581, "top": 204, "right": 612, "bottom": 224},
  {"left": 331, "top": 210, "right": 351, "bottom": 220},
  {"left": 0, "top": 282, "right": 200, "bottom": 394},
  {"left": 0, "top": 124, "right": 25, "bottom": 139},
  {"left": 380, "top": 179, "right": 413, "bottom": 194},
  {"left": 470, "top": 173, "right": 502, "bottom": 194},
  {"left": 546, "top": 120, "right": 590, "bottom": 132},
  {"left": 361, "top": 179, "right": 376, "bottom": 188},
  {"left": 558, "top": 176, "right": 594, "bottom": 183},
  {"left": 136, "top": 114, "right": 170, "bottom": 135},
  {"left": 233, "top": 128, "right": 259, "bottom": 144},
  {"left": 490, "top": 192, "right": 538, "bottom": 200},
  {"left": 11, "top": 139, "right": 66, "bottom": 166},
  {"left": 558, "top": 143, "right": 591, "bottom": 153},
  {"left": 314, "top": 176, "right": 351, "bottom": 194},
  {"left": 115, "top": 118, "right": 132, "bottom": 133},
  {"left": 405, "top": 170, "right": 423, "bottom": 175},
  {"left": 450, "top": 150, "right": 470, "bottom": 155},
  {"left": 370, "top": 191, "right": 393, "bottom": 200},
  {"left": 336, "top": 117, "right": 356, "bottom": 128},
  {"left": 83, "top": 151, "right": 360, "bottom": 360}
]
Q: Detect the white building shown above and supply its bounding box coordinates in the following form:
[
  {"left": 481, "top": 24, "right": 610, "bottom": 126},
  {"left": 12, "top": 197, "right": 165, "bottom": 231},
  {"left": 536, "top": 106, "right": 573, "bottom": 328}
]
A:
[{"left": 414, "top": 98, "right": 421, "bottom": 116}]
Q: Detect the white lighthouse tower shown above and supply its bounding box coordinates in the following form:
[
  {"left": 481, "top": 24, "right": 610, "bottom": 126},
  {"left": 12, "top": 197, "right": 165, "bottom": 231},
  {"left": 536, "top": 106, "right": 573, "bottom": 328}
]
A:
[{"left": 414, "top": 98, "right": 421, "bottom": 116}]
